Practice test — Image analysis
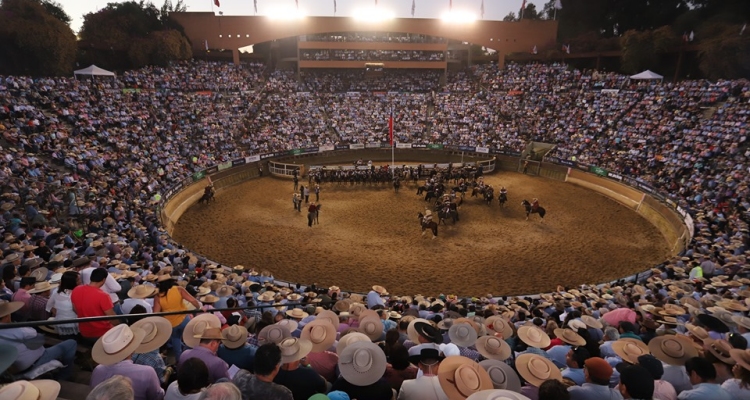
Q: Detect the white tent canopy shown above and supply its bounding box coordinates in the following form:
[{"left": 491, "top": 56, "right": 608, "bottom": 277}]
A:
[
  {"left": 73, "top": 65, "right": 115, "bottom": 78},
  {"left": 629, "top": 70, "right": 663, "bottom": 80}
]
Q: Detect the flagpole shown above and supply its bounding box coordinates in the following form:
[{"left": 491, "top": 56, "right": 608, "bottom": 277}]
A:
[{"left": 391, "top": 104, "right": 395, "bottom": 179}]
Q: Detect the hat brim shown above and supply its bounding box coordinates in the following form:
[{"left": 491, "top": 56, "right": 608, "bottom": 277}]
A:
[
  {"left": 0, "top": 301, "right": 24, "bottom": 319},
  {"left": 515, "top": 353, "right": 562, "bottom": 387},
  {"left": 476, "top": 336, "right": 512, "bottom": 361},
  {"left": 479, "top": 360, "right": 522, "bottom": 392},
  {"left": 465, "top": 389, "right": 530, "bottom": 400},
  {"left": 93, "top": 328, "right": 147, "bottom": 365},
  {"left": 439, "top": 355, "right": 494, "bottom": 399},
  {"left": 131, "top": 317, "right": 172, "bottom": 353},
  {"left": 127, "top": 286, "right": 156, "bottom": 299},
  {"left": 221, "top": 326, "right": 249, "bottom": 350},
  {"left": 29, "top": 380, "right": 62, "bottom": 400},
  {"left": 448, "top": 323, "right": 479, "bottom": 348},
  {"left": 280, "top": 338, "right": 313, "bottom": 364},
  {"left": 183, "top": 314, "right": 221, "bottom": 349},
  {"left": 413, "top": 321, "right": 443, "bottom": 344},
  {"left": 258, "top": 324, "right": 292, "bottom": 345},
  {"left": 301, "top": 320, "right": 337, "bottom": 353},
  {"left": 648, "top": 335, "right": 699, "bottom": 366},
  {"left": 339, "top": 341, "right": 387, "bottom": 387}
]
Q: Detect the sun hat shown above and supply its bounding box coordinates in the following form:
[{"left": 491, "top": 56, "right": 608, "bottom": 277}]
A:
[
  {"left": 567, "top": 319, "right": 588, "bottom": 331},
  {"left": 0, "top": 301, "right": 23, "bottom": 318},
  {"left": 414, "top": 321, "right": 443, "bottom": 344},
  {"left": 449, "top": 322, "right": 479, "bottom": 348},
  {"left": 479, "top": 359, "right": 522, "bottom": 392},
  {"left": 0, "top": 380, "right": 61, "bottom": 400},
  {"left": 372, "top": 285, "right": 388, "bottom": 295},
  {"left": 130, "top": 316, "right": 172, "bottom": 353},
  {"left": 466, "top": 389, "right": 530, "bottom": 400},
  {"left": 29, "top": 267, "right": 48, "bottom": 282},
  {"left": 338, "top": 341, "right": 387, "bottom": 387},
  {"left": 301, "top": 319, "right": 337, "bottom": 352},
  {"left": 27, "top": 281, "right": 59, "bottom": 294},
  {"left": 517, "top": 326, "right": 551, "bottom": 349},
  {"left": 0, "top": 344, "right": 18, "bottom": 375},
  {"left": 258, "top": 324, "right": 292, "bottom": 345},
  {"left": 127, "top": 284, "right": 156, "bottom": 299},
  {"left": 730, "top": 348, "right": 750, "bottom": 372},
  {"left": 277, "top": 319, "right": 299, "bottom": 333},
  {"left": 485, "top": 316, "right": 513, "bottom": 339},
  {"left": 349, "top": 303, "right": 366, "bottom": 318},
  {"left": 183, "top": 313, "right": 222, "bottom": 349},
  {"left": 648, "top": 335, "right": 699, "bottom": 366},
  {"left": 278, "top": 337, "right": 313, "bottom": 364},
  {"left": 703, "top": 338, "right": 735, "bottom": 365},
  {"left": 200, "top": 295, "right": 220, "bottom": 304},
  {"left": 475, "top": 335, "right": 512, "bottom": 361},
  {"left": 156, "top": 274, "right": 174, "bottom": 283},
  {"left": 286, "top": 308, "right": 309, "bottom": 320},
  {"left": 438, "top": 355, "right": 494, "bottom": 400},
  {"left": 697, "top": 313, "right": 730, "bottom": 333},
  {"left": 612, "top": 339, "right": 651, "bottom": 364},
  {"left": 221, "top": 325, "right": 249, "bottom": 350},
  {"left": 358, "top": 311, "right": 384, "bottom": 341},
  {"left": 316, "top": 310, "right": 339, "bottom": 329},
  {"left": 515, "top": 353, "right": 562, "bottom": 387},
  {"left": 732, "top": 316, "right": 750, "bottom": 331},
  {"left": 685, "top": 323, "right": 709, "bottom": 343},
  {"left": 194, "top": 327, "right": 224, "bottom": 342},
  {"left": 553, "top": 328, "right": 586, "bottom": 347},
  {"left": 92, "top": 324, "right": 147, "bottom": 365},
  {"left": 336, "top": 332, "right": 371, "bottom": 355},
  {"left": 257, "top": 291, "right": 276, "bottom": 302}
]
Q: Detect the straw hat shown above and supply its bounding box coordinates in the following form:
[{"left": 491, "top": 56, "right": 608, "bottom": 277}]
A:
[
  {"left": 479, "top": 359, "right": 522, "bottom": 392},
  {"left": 336, "top": 332, "right": 371, "bottom": 355},
  {"left": 685, "top": 323, "right": 710, "bottom": 343},
  {"left": 194, "top": 327, "right": 224, "bottom": 341},
  {"left": 196, "top": 286, "right": 211, "bottom": 296},
  {"left": 258, "top": 324, "right": 291, "bottom": 345},
  {"left": 730, "top": 348, "right": 750, "bottom": 372},
  {"left": 92, "top": 324, "right": 147, "bottom": 365},
  {"left": 553, "top": 329, "right": 586, "bottom": 347},
  {"left": 183, "top": 314, "right": 222, "bottom": 349},
  {"left": 130, "top": 316, "right": 171, "bottom": 353},
  {"left": 612, "top": 339, "right": 651, "bottom": 364},
  {"left": 449, "top": 323, "right": 479, "bottom": 348},
  {"left": 200, "top": 295, "right": 220, "bottom": 304},
  {"left": 220, "top": 325, "right": 249, "bottom": 349},
  {"left": 286, "top": 308, "right": 309, "bottom": 320},
  {"left": 156, "top": 275, "right": 174, "bottom": 283},
  {"left": 372, "top": 285, "right": 388, "bottom": 295},
  {"left": 28, "top": 281, "right": 58, "bottom": 294},
  {"left": 276, "top": 319, "right": 299, "bottom": 333},
  {"left": 349, "top": 303, "right": 366, "bottom": 318},
  {"left": 648, "top": 335, "right": 699, "bottom": 366},
  {"left": 358, "top": 311, "right": 384, "bottom": 342},
  {"left": 438, "top": 318, "right": 455, "bottom": 330},
  {"left": 127, "top": 285, "right": 156, "bottom": 299},
  {"left": 278, "top": 337, "right": 313, "bottom": 364},
  {"left": 466, "top": 390, "right": 530, "bottom": 400},
  {"left": 703, "top": 338, "right": 735, "bottom": 365},
  {"left": 257, "top": 291, "right": 276, "bottom": 302},
  {"left": 475, "top": 336, "right": 512, "bottom": 361},
  {"left": 438, "top": 356, "right": 494, "bottom": 400},
  {"left": 0, "top": 301, "right": 23, "bottom": 318},
  {"left": 485, "top": 316, "right": 513, "bottom": 339},
  {"left": 29, "top": 267, "right": 48, "bottom": 283},
  {"left": 339, "top": 341, "right": 387, "bottom": 387},
  {"left": 515, "top": 353, "right": 562, "bottom": 387},
  {"left": 732, "top": 316, "right": 750, "bottom": 331},
  {"left": 301, "top": 319, "right": 337, "bottom": 353},
  {"left": 581, "top": 315, "right": 603, "bottom": 329},
  {"left": 316, "top": 310, "right": 340, "bottom": 330},
  {"left": 0, "top": 380, "right": 61, "bottom": 400},
  {"left": 517, "top": 326, "right": 551, "bottom": 349}
]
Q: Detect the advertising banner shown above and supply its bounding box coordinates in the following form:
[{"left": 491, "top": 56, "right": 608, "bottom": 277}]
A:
[
  {"left": 260, "top": 153, "right": 275, "bottom": 160},
  {"left": 458, "top": 146, "right": 476, "bottom": 152},
  {"left": 205, "top": 166, "right": 219, "bottom": 175},
  {"left": 589, "top": 166, "right": 608, "bottom": 177},
  {"left": 247, "top": 155, "right": 260, "bottom": 163},
  {"left": 396, "top": 143, "right": 412, "bottom": 149},
  {"left": 607, "top": 171, "right": 623, "bottom": 181},
  {"left": 365, "top": 143, "right": 381, "bottom": 149},
  {"left": 232, "top": 158, "right": 246, "bottom": 167},
  {"left": 335, "top": 145, "right": 350, "bottom": 150},
  {"left": 412, "top": 144, "right": 427, "bottom": 148},
  {"left": 192, "top": 171, "right": 206, "bottom": 181},
  {"left": 303, "top": 147, "right": 319, "bottom": 154},
  {"left": 350, "top": 144, "right": 365, "bottom": 150},
  {"left": 289, "top": 149, "right": 304, "bottom": 155},
  {"left": 475, "top": 146, "right": 489, "bottom": 154},
  {"left": 318, "top": 145, "right": 335, "bottom": 152},
  {"left": 427, "top": 144, "right": 444, "bottom": 150},
  {"left": 217, "top": 161, "right": 233, "bottom": 171}
]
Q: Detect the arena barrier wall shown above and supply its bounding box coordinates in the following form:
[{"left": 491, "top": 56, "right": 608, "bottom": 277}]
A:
[{"left": 160, "top": 146, "right": 692, "bottom": 297}]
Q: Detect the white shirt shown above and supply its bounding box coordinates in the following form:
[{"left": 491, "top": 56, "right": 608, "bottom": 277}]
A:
[
  {"left": 721, "top": 379, "right": 750, "bottom": 400},
  {"left": 81, "top": 267, "right": 122, "bottom": 303},
  {"left": 165, "top": 381, "right": 202, "bottom": 400},
  {"left": 122, "top": 298, "right": 154, "bottom": 314}
]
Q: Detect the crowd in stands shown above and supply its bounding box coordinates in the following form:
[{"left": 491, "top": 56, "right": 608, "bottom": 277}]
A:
[
  {"left": 300, "top": 50, "right": 445, "bottom": 62},
  {"left": 303, "top": 33, "right": 446, "bottom": 44},
  {"left": 0, "top": 58, "right": 748, "bottom": 400}
]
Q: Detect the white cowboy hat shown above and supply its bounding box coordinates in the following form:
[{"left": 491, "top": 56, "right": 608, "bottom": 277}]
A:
[
  {"left": 0, "top": 380, "right": 61, "bottom": 400},
  {"left": 301, "top": 319, "right": 337, "bottom": 353},
  {"left": 92, "top": 324, "right": 147, "bottom": 365},
  {"left": 285, "top": 308, "right": 309, "bottom": 320},
  {"left": 438, "top": 355, "right": 494, "bottom": 400},
  {"left": 336, "top": 332, "right": 371, "bottom": 355},
  {"left": 183, "top": 314, "right": 222, "bottom": 349},
  {"left": 222, "top": 325, "right": 249, "bottom": 350},
  {"left": 130, "top": 316, "right": 171, "bottom": 354},
  {"left": 515, "top": 353, "right": 562, "bottom": 388},
  {"left": 27, "top": 281, "right": 58, "bottom": 294},
  {"left": 449, "top": 322, "right": 479, "bottom": 348},
  {"left": 475, "top": 335, "right": 512, "bottom": 361},
  {"left": 127, "top": 284, "right": 156, "bottom": 299},
  {"left": 338, "top": 341, "right": 387, "bottom": 387},
  {"left": 315, "top": 310, "right": 340, "bottom": 331},
  {"left": 479, "top": 360, "right": 522, "bottom": 392},
  {"left": 276, "top": 319, "right": 299, "bottom": 333},
  {"left": 358, "top": 311, "right": 384, "bottom": 342},
  {"left": 278, "top": 337, "right": 313, "bottom": 364},
  {"left": 258, "top": 324, "right": 292, "bottom": 345}
]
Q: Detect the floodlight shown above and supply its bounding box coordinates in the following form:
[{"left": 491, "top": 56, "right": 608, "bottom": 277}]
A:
[
  {"left": 266, "top": 6, "right": 307, "bottom": 20},
  {"left": 352, "top": 7, "right": 394, "bottom": 22},
  {"left": 441, "top": 10, "right": 477, "bottom": 23}
]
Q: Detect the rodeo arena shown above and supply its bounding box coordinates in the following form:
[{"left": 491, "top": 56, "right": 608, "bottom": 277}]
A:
[{"left": 0, "top": 10, "right": 750, "bottom": 400}]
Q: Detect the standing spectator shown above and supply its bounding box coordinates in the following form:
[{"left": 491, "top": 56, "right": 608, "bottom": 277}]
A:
[
  {"left": 153, "top": 275, "right": 200, "bottom": 361},
  {"left": 71, "top": 268, "right": 117, "bottom": 341}
]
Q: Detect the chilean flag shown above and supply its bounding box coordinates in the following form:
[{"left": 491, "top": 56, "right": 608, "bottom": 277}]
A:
[{"left": 388, "top": 108, "right": 394, "bottom": 146}]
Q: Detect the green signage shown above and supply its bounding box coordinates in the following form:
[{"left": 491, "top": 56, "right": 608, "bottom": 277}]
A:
[
  {"left": 192, "top": 171, "right": 206, "bottom": 181},
  {"left": 589, "top": 166, "right": 608, "bottom": 177},
  {"left": 427, "top": 144, "right": 444, "bottom": 150}
]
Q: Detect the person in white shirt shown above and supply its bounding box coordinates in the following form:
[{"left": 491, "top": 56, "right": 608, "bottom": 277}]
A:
[
  {"left": 724, "top": 348, "right": 750, "bottom": 400},
  {"left": 122, "top": 285, "right": 156, "bottom": 314},
  {"left": 166, "top": 358, "right": 210, "bottom": 400}
]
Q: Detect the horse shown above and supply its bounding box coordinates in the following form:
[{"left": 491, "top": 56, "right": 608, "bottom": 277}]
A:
[
  {"left": 521, "top": 199, "right": 546, "bottom": 221},
  {"left": 393, "top": 179, "right": 400, "bottom": 193},
  {"left": 198, "top": 190, "right": 215, "bottom": 204},
  {"left": 498, "top": 191, "right": 508, "bottom": 207},
  {"left": 483, "top": 188, "right": 494, "bottom": 206},
  {"left": 437, "top": 208, "right": 459, "bottom": 225},
  {"left": 417, "top": 212, "right": 438, "bottom": 239}
]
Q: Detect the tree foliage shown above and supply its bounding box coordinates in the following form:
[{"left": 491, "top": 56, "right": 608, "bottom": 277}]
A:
[
  {"left": 503, "top": 12, "right": 517, "bottom": 22},
  {"left": 0, "top": 0, "right": 77, "bottom": 76},
  {"left": 41, "top": 0, "right": 71, "bottom": 25},
  {"left": 620, "top": 26, "right": 679, "bottom": 73},
  {"left": 697, "top": 24, "right": 750, "bottom": 79},
  {"left": 79, "top": 0, "right": 192, "bottom": 70},
  {"left": 519, "top": 4, "right": 541, "bottom": 20}
]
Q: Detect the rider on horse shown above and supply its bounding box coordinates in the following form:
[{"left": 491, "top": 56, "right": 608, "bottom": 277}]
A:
[
  {"left": 422, "top": 210, "right": 433, "bottom": 226},
  {"left": 531, "top": 198, "right": 540, "bottom": 212},
  {"left": 500, "top": 186, "right": 508, "bottom": 196}
]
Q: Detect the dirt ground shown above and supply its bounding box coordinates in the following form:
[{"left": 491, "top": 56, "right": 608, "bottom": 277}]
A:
[{"left": 172, "top": 168, "right": 671, "bottom": 297}]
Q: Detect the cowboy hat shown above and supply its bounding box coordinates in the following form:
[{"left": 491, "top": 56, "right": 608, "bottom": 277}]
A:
[
  {"left": 156, "top": 273, "right": 174, "bottom": 283},
  {"left": 704, "top": 338, "right": 735, "bottom": 365},
  {"left": 258, "top": 324, "right": 292, "bottom": 345},
  {"left": 336, "top": 332, "right": 371, "bottom": 355},
  {"left": 553, "top": 328, "right": 586, "bottom": 347},
  {"left": 408, "top": 348, "right": 445, "bottom": 366},
  {"left": 0, "top": 301, "right": 23, "bottom": 318},
  {"left": 414, "top": 321, "right": 443, "bottom": 344},
  {"left": 216, "top": 286, "right": 234, "bottom": 298},
  {"left": 127, "top": 285, "right": 156, "bottom": 299},
  {"left": 286, "top": 308, "right": 309, "bottom": 320},
  {"left": 466, "top": 390, "right": 530, "bottom": 400},
  {"left": 733, "top": 316, "right": 750, "bottom": 331},
  {"left": 316, "top": 310, "right": 340, "bottom": 330},
  {"left": 730, "top": 348, "right": 750, "bottom": 372},
  {"left": 339, "top": 341, "right": 387, "bottom": 387},
  {"left": 221, "top": 325, "right": 249, "bottom": 350},
  {"left": 406, "top": 318, "right": 433, "bottom": 344},
  {"left": 183, "top": 314, "right": 222, "bottom": 349},
  {"left": 449, "top": 322, "right": 479, "bottom": 348},
  {"left": 200, "top": 295, "right": 220, "bottom": 304},
  {"left": 349, "top": 303, "right": 366, "bottom": 318},
  {"left": 301, "top": 319, "right": 337, "bottom": 353},
  {"left": 697, "top": 314, "right": 730, "bottom": 333},
  {"left": 479, "top": 360, "right": 522, "bottom": 392},
  {"left": 648, "top": 335, "right": 699, "bottom": 366},
  {"left": 485, "top": 316, "right": 513, "bottom": 339},
  {"left": 475, "top": 335, "right": 512, "bottom": 361},
  {"left": 276, "top": 319, "right": 299, "bottom": 333},
  {"left": 27, "top": 281, "right": 58, "bottom": 294},
  {"left": 438, "top": 355, "right": 494, "bottom": 400},
  {"left": 0, "top": 380, "right": 61, "bottom": 400},
  {"left": 372, "top": 285, "right": 388, "bottom": 295},
  {"left": 581, "top": 315, "right": 603, "bottom": 329},
  {"left": 612, "top": 339, "right": 651, "bottom": 364},
  {"left": 92, "top": 324, "right": 147, "bottom": 365},
  {"left": 196, "top": 286, "right": 211, "bottom": 296},
  {"left": 358, "top": 311, "right": 384, "bottom": 342},
  {"left": 130, "top": 316, "right": 172, "bottom": 353},
  {"left": 257, "top": 291, "right": 276, "bottom": 302},
  {"left": 438, "top": 318, "right": 455, "bottom": 330},
  {"left": 515, "top": 353, "right": 562, "bottom": 388},
  {"left": 517, "top": 326, "right": 551, "bottom": 349},
  {"left": 278, "top": 337, "right": 313, "bottom": 364},
  {"left": 194, "top": 327, "right": 224, "bottom": 341},
  {"left": 29, "top": 267, "right": 48, "bottom": 282}
]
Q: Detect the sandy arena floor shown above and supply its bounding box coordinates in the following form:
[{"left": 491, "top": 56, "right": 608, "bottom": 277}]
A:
[{"left": 172, "top": 169, "right": 670, "bottom": 297}]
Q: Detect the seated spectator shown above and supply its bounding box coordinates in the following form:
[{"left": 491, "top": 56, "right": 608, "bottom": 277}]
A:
[
  {"left": 679, "top": 356, "right": 732, "bottom": 400},
  {"left": 567, "top": 357, "right": 622, "bottom": 400},
  {"left": 178, "top": 327, "right": 230, "bottom": 384},
  {"left": 166, "top": 358, "right": 210, "bottom": 400},
  {"left": 45, "top": 270, "right": 79, "bottom": 339},
  {"left": 217, "top": 325, "right": 256, "bottom": 372},
  {"left": 273, "top": 337, "right": 326, "bottom": 400},
  {"left": 232, "top": 343, "right": 293, "bottom": 400},
  {"left": 71, "top": 267, "right": 117, "bottom": 341},
  {"left": 618, "top": 364, "right": 655, "bottom": 400},
  {"left": 87, "top": 375, "right": 135, "bottom": 400}
]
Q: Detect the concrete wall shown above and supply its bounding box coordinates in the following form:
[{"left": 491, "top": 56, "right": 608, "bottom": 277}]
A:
[{"left": 567, "top": 168, "right": 644, "bottom": 210}]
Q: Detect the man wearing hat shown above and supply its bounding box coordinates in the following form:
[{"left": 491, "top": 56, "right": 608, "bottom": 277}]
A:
[
  {"left": 28, "top": 280, "right": 57, "bottom": 321},
  {"left": 217, "top": 325, "right": 256, "bottom": 372},
  {"left": 0, "top": 300, "right": 76, "bottom": 380},
  {"left": 232, "top": 343, "right": 293, "bottom": 400},
  {"left": 398, "top": 348, "right": 448, "bottom": 400},
  {"left": 408, "top": 321, "right": 443, "bottom": 356},
  {"left": 90, "top": 324, "right": 164, "bottom": 400},
  {"left": 563, "top": 347, "right": 592, "bottom": 386},
  {"left": 568, "top": 357, "right": 623, "bottom": 400},
  {"left": 177, "top": 327, "right": 230, "bottom": 383},
  {"left": 274, "top": 337, "right": 327, "bottom": 400},
  {"left": 10, "top": 276, "right": 35, "bottom": 320},
  {"left": 123, "top": 284, "right": 156, "bottom": 314},
  {"left": 331, "top": 341, "right": 393, "bottom": 400}
]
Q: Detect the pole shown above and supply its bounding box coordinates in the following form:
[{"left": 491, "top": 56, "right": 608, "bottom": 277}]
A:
[{"left": 391, "top": 103, "right": 395, "bottom": 178}]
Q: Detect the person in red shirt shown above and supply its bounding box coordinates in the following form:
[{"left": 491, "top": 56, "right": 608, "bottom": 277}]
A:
[{"left": 71, "top": 268, "right": 118, "bottom": 341}]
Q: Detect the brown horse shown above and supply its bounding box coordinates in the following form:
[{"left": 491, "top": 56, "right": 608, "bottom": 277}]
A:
[{"left": 417, "top": 212, "right": 438, "bottom": 239}]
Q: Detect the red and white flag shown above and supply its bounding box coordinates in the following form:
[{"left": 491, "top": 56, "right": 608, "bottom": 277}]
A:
[{"left": 388, "top": 108, "right": 394, "bottom": 146}]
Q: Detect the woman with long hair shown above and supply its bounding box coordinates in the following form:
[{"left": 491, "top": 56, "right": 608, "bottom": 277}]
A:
[
  {"left": 45, "top": 271, "right": 80, "bottom": 339},
  {"left": 152, "top": 275, "right": 200, "bottom": 360}
]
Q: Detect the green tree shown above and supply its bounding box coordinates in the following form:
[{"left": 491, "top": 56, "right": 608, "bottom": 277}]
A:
[
  {"left": 0, "top": 0, "right": 76, "bottom": 76},
  {"left": 697, "top": 23, "right": 750, "bottom": 79},
  {"left": 41, "top": 0, "right": 72, "bottom": 25},
  {"left": 620, "top": 26, "right": 679, "bottom": 73},
  {"left": 519, "top": 4, "right": 541, "bottom": 20},
  {"left": 503, "top": 12, "right": 517, "bottom": 22}
]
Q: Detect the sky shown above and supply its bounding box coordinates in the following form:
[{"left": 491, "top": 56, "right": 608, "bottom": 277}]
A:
[{"left": 58, "top": 0, "right": 548, "bottom": 34}]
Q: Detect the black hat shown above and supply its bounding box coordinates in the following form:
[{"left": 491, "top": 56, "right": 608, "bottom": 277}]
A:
[
  {"left": 414, "top": 321, "right": 443, "bottom": 344},
  {"left": 697, "top": 314, "right": 729, "bottom": 333},
  {"left": 408, "top": 348, "right": 445, "bottom": 366},
  {"left": 636, "top": 354, "right": 664, "bottom": 380},
  {"left": 71, "top": 257, "right": 92, "bottom": 269}
]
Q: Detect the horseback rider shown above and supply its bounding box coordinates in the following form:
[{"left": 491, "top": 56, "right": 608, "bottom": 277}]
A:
[
  {"left": 422, "top": 210, "right": 433, "bottom": 226},
  {"left": 204, "top": 183, "right": 214, "bottom": 196},
  {"left": 532, "top": 198, "right": 540, "bottom": 212}
]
